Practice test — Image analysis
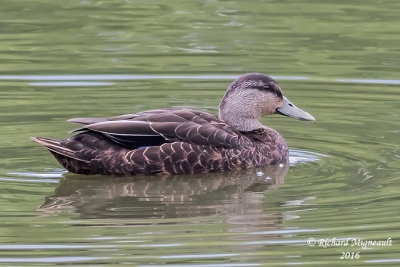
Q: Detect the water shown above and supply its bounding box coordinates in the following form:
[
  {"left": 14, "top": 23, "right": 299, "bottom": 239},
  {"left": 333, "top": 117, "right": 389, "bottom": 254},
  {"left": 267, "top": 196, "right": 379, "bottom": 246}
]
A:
[{"left": 0, "top": 0, "right": 399, "bottom": 265}]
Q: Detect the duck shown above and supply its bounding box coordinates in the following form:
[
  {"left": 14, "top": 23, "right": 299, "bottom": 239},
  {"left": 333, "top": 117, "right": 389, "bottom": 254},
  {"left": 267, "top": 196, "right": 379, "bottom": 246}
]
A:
[{"left": 32, "top": 73, "right": 315, "bottom": 176}]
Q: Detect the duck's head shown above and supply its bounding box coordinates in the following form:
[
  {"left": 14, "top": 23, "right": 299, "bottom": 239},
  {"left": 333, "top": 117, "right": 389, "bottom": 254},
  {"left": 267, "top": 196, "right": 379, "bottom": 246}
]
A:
[{"left": 219, "top": 73, "right": 315, "bottom": 132}]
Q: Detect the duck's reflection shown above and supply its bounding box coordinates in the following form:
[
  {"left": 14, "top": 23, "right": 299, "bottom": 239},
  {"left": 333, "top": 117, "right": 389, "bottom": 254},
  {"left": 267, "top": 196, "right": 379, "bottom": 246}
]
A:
[{"left": 38, "top": 164, "right": 288, "bottom": 220}]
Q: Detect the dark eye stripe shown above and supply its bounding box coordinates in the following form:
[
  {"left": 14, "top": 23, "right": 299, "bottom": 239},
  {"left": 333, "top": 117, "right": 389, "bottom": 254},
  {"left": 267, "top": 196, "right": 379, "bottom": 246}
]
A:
[{"left": 254, "top": 85, "right": 282, "bottom": 98}]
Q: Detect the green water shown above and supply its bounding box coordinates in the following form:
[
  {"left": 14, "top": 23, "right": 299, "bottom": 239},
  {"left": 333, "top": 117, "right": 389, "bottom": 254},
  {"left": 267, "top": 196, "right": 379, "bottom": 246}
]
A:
[{"left": 1, "top": 0, "right": 399, "bottom": 266}]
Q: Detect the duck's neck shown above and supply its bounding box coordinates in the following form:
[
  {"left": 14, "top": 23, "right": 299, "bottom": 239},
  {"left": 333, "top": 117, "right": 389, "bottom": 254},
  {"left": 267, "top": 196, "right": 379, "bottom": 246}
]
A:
[
  {"left": 218, "top": 91, "right": 264, "bottom": 132},
  {"left": 221, "top": 115, "right": 264, "bottom": 132}
]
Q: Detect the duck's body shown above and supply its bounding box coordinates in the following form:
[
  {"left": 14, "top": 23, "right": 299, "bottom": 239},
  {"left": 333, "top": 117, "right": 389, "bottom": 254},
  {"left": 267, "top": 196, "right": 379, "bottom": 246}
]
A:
[
  {"left": 32, "top": 73, "right": 315, "bottom": 176},
  {"left": 33, "top": 108, "right": 288, "bottom": 175}
]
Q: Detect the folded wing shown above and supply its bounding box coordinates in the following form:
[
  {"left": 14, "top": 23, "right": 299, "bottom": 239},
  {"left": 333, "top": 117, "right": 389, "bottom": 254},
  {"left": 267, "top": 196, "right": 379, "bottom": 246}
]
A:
[{"left": 68, "top": 108, "right": 243, "bottom": 149}]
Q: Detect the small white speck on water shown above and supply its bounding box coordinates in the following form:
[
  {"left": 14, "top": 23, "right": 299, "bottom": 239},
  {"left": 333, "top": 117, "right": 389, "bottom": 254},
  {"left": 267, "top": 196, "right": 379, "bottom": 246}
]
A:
[
  {"left": 265, "top": 176, "right": 272, "bottom": 182},
  {"left": 256, "top": 171, "right": 264, "bottom": 176}
]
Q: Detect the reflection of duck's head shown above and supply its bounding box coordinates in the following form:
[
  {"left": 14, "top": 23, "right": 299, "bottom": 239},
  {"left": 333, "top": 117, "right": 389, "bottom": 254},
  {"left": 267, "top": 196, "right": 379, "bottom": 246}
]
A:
[{"left": 219, "top": 73, "right": 315, "bottom": 132}]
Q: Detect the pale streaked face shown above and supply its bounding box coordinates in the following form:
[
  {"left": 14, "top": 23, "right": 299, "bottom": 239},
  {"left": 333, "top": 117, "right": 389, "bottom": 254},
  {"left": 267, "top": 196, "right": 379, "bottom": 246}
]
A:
[{"left": 221, "top": 73, "right": 284, "bottom": 117}]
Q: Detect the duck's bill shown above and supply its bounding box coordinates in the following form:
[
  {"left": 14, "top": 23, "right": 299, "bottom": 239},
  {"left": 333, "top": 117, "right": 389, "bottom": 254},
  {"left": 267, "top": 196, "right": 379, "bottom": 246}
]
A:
[{"left": 275, "top": 96, "right": 316, "bottom": 121}]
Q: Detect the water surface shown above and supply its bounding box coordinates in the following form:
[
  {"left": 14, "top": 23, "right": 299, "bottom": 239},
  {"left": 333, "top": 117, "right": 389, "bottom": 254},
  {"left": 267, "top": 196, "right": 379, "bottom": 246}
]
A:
[{"left": 0, "top": 0, "right": 399, "bottom": 266}]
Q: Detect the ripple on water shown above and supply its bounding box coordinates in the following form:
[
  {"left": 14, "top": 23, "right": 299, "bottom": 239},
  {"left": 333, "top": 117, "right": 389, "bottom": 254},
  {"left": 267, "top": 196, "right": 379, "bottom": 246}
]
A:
[
  {"left": 2, "top": 169, "right": 66, "bottom": 183},
  {"left": 289, "top": 149, "right": 329, "bottom": 166}
]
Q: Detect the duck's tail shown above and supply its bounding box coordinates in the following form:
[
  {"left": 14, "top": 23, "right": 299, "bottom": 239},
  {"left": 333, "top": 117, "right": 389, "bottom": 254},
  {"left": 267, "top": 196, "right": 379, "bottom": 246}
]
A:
[
  {"left": 31, "top": 137, "right": 86, "bottom": 162},
  {"left": 31, "top": 136, "right": 99, "bottom": 174}
]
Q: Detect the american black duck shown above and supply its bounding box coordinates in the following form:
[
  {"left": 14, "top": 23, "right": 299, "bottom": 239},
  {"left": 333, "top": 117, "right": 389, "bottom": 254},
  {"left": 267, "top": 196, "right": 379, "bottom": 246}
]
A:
[{"left": 32, "top": 73, "right": 315, "bottom": 176}]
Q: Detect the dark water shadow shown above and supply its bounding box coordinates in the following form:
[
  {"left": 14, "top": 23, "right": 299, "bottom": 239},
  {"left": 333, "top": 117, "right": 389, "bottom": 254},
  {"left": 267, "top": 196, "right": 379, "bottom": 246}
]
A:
[{"left": 38, "top": 164, "right": 288, "bottom": 220}]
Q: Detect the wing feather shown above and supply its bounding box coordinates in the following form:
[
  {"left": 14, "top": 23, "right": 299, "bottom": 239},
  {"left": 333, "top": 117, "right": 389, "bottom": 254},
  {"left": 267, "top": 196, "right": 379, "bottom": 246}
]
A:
[
  {"left": 68, "top": 117, "right": 108, "bottom": 125},
  {"left": 69, "top": 108, "right": 242, "bottom": 149}
]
